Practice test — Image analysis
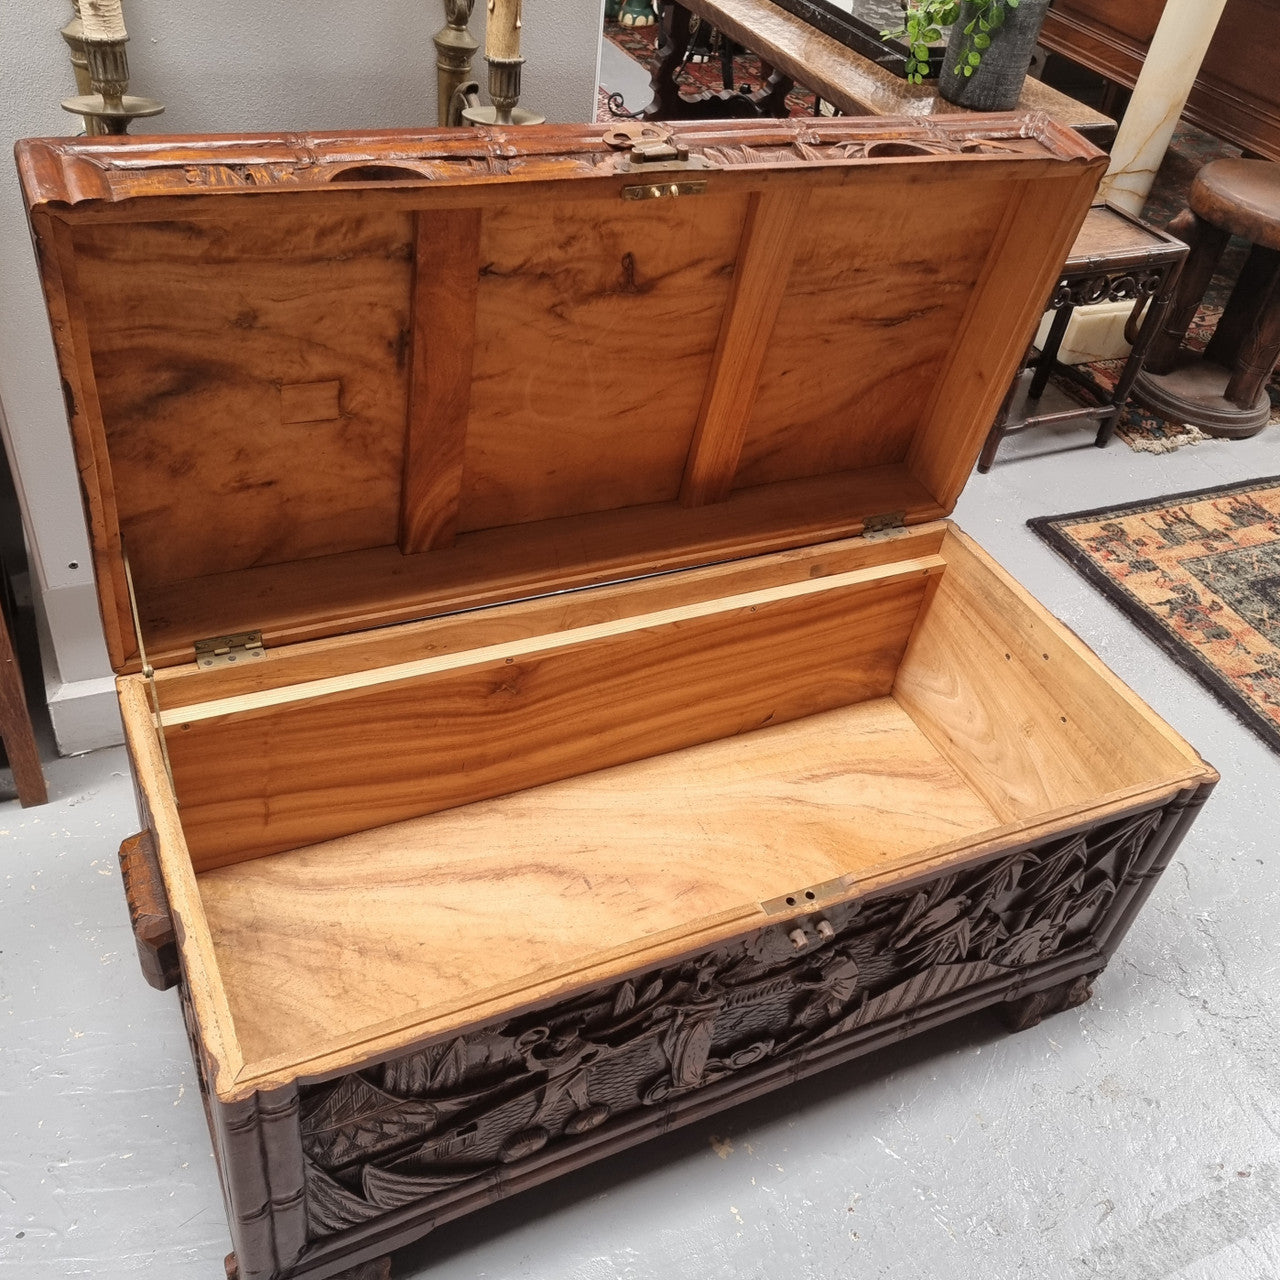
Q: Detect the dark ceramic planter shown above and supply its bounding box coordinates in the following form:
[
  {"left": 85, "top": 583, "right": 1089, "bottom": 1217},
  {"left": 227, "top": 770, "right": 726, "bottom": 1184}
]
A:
[{"left": 939, "top": 0, "right": 1051, "bottom": 112}]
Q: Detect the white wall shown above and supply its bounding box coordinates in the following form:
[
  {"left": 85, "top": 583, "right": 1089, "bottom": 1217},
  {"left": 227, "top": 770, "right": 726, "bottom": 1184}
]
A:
[{"left": 0, "top": 0, "right": 603, "bottom": 754}]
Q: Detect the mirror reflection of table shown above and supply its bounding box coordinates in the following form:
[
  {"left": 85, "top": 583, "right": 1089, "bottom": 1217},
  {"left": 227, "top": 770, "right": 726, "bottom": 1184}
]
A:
[{"left": 644, "top": 0, "right": 1116, "bottom": 144}]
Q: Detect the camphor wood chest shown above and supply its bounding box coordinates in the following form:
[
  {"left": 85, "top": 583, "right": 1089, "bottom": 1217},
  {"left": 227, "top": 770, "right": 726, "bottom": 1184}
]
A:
[{"left": 18, "top": 115, "right": 1216, "bottom": 1280}]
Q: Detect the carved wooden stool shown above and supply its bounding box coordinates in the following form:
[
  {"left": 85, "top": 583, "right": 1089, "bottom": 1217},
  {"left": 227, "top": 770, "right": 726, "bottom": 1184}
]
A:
[
  {"left": 1135, "top": 158, "right": 1280, "bottom": 439},
  {"left": 978, "top": 202, "right": 1187, "bottom": 472}
]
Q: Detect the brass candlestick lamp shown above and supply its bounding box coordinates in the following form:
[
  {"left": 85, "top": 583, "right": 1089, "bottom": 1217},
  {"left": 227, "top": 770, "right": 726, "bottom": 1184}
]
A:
[
  {"left": 459, "top": 0, "right": 544, "bottom": 126},
  {"left": 435, "top": 0, "right": 480, "bottom": 125},
  {"left": 61, "top": 0, "right": 164, "bottom": 135}
]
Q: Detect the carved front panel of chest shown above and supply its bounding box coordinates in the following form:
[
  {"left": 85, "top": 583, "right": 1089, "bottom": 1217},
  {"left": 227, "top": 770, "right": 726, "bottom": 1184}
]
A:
[{"left": 297, "top": 799, "right": 1178, "bottom": 1241}]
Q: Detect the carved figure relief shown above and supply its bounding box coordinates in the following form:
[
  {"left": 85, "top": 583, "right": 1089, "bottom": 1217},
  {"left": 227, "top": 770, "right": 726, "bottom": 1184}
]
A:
[{"left": 299, "top": 804, "right": 1166, "bottom": 1239}]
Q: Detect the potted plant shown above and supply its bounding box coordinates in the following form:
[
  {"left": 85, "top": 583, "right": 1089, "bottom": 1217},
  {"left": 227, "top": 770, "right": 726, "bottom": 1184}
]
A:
[{"left": 883, "top": 0, "right": 1052, "bottom": 111}]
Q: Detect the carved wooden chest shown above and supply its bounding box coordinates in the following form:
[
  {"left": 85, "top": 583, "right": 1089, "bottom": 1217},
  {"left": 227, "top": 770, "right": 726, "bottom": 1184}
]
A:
[{"left": 18, "top": 115, "right": 1216, "bottom": 1280}]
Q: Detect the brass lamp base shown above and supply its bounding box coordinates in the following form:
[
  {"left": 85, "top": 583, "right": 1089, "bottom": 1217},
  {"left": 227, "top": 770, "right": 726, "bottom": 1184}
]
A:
[
  {"left": 62, "top": 94, "right": 166, "bottom": 134},
  {"left": 460, "top": 104, "right": 546, "bottom": 126}
]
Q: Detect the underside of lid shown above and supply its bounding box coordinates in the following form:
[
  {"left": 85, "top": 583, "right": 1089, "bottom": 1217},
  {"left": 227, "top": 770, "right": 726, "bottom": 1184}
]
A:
[{"left": 17, "top": 114, "right": 1105, "bottom": 672}]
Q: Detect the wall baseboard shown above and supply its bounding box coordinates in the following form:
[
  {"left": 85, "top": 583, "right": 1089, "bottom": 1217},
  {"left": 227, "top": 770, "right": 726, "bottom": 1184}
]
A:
[{"left": 46, "top": 674, "right": 122, "bottom": 756}]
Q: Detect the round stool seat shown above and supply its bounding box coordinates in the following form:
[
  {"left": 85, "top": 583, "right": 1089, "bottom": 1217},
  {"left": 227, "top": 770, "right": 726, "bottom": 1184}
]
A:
[{"left": 1190, "top": 158, "right": 1280, "bottom": 251}]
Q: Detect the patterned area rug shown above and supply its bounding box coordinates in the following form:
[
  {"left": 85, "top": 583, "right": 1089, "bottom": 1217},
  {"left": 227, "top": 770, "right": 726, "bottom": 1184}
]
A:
[{"left": 1030, "top": 479, "right": 1280, "bottom": 753}]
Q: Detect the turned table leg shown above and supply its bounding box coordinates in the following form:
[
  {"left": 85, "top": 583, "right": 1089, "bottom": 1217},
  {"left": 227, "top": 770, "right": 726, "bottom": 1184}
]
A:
[
  {"left": 645, "top": 2, "right": 694, "bottom": 120},
  {"left": 1219, "top": 245, "right": 1280, "bottom": 410},
  {"left": 1144, "top": 209, "right": 1231, "bottom": 376}
]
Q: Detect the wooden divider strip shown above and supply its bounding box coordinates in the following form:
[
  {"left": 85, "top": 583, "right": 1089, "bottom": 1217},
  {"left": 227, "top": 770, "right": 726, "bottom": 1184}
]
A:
[
  {"left": 162, "top": 554, "right": 944, "bottom": 725},
  {"left": 679, "top": 187, "right": 808, "bottom": 508},
  {"left": 398, "top": 208, "right": 481, "bottom": 553}
]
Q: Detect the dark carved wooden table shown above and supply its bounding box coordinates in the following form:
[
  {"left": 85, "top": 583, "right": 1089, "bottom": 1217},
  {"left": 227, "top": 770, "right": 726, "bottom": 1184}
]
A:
[
  {"left": 977, "top": 203, "right": 1189, "bottom": 472},
  {"left": 644, "top": 0, "right": 1116, "bottom": 145}
]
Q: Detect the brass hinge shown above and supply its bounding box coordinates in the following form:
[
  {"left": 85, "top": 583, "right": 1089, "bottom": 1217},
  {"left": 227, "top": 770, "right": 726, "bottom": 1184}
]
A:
[
  {"left": 194, "top": 631, "right": 266, "bottom": 669},
  {"left": 861, "top": 510, "right": 907, "bottom": 536}
]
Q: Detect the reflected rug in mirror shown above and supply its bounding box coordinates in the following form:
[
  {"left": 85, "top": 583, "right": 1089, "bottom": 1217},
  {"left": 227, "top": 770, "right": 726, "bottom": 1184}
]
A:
[{"left": 1030, "top": 478, "right": 1280, "bottom": 753}]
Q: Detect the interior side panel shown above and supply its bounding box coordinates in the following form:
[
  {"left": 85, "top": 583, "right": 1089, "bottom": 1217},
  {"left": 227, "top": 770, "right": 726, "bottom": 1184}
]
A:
[{"left": 72, "top": 212, "right": 415, "bottom": 588}]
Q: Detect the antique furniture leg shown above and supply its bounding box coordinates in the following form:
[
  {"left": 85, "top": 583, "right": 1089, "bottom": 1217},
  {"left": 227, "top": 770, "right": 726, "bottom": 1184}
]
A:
[
  {"left": 1001, "top": 972, "right": 1100, "bottom": 1032},
  {"left": 1135, "top": 158, "right": 1280, "bottom": 437},
  {"left": 0, "top": 592, "right": 46, "bottom": 807},
  {"left": 719, "top": 29, "right": 735, "bottom": 90},
  {"left": 645, "top": 0, "right": 791, "bottom": 119},
  {"left": 757, "top": 60, "right": 795, "bottom": 117},
  {"left": 977, "top": 345, "right": 1031, "bottom": 473},
  {"left": 979, "top": 202, "right": 1189, "bottom": 470},
  {"left": 1094, "top": 250, "right": 1186, "bottom": 446},
  {"left": 1028, "top": 302, "right": 1073, "bottom": 401},
  {"left": 646, "top": 2, "right": 694, "bottom": 120},
  {"left": 1142, "top": 210, "right": 1230, "bottom": 376}
]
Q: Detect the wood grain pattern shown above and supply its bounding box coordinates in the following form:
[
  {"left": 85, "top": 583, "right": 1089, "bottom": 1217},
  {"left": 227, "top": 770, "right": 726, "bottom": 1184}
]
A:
[
  {"left": 35, "top": 213, "right": 134, "bottom": 668},
  {"left": 136, "top": 466, "right": 944, "bottom": 672},
  {"left": 680, "top": 187, "right": 808, "bottom": 506},
  {"left": 398, "top": 209, "right": 481, "bottom": 553},
  {"left": 905, "top": 169, "right": 1105, "bottom": 509},
  {"left": 70, "top": 211, "right": 415, "bottom": 590},
  {"left": 116, "top": 678, "right": 244, "bottom": 1097},
  {"left": 196, "top": 697, "right": 1002, "bottom": 1071},
  {"left": 459, "top": 192, "right": 749, "bottom": 531},
  {"left": 167, "top": 561, "right": 942, "bottom": 868},
  {"left": 894, "top": 529, "right": 1208, "bottom": 822},
  {"left": 735, "top": 176, "right": 1008, "bottom": 489},
  {"left": 153, "top": 527, "right": 947, "bottom": 708},
  {"left": 19, "top": 118, "right": 1108, "bottom": 671}
]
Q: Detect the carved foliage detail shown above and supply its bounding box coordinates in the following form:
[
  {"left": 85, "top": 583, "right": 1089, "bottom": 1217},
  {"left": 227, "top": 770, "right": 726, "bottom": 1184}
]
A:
[{"left": 299, "top": 804, "right": 1168, "bottom": 1238}]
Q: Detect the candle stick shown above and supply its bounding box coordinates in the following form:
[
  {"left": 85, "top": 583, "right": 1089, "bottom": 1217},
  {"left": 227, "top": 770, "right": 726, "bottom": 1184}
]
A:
[
  {"left": 61, "top": 0, "right": 164, "bottom": 134},
  {"left": 460, "top": 0, "right": 543, "bottom": 126},
  {"left": 486, "top": 0, "right": 522, "bottom": 61}
]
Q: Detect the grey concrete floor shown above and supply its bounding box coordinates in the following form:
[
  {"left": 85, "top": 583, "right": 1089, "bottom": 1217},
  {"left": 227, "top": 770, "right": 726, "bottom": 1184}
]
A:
[{"left": 3, "top": 422, "right": 1280, "bottom": 1280}]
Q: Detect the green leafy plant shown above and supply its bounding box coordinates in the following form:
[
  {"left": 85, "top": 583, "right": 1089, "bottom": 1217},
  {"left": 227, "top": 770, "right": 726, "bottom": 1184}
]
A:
[{"left": 883, "top": 0, "right": 1021, "bottom": 85}]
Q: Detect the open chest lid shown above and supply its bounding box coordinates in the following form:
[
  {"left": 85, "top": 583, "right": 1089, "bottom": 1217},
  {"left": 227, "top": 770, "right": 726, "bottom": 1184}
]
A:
[{"left": 18, "top": 114, "right": 1104, "bottom": 674}]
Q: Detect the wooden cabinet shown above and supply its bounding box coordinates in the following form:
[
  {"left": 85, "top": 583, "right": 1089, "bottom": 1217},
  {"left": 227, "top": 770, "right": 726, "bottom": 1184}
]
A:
[
  {"left": 1041, "top": 0, "right": 1280, "bottom": 161},
  {"left": 17, "top": 115, "right": 1215, "bottom": 1280}
]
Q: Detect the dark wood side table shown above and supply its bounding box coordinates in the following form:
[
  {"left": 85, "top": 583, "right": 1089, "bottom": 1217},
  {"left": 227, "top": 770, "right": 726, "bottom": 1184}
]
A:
[
  {"left": 644, "top": 0, "right": 1116, "bottom": 145},
  {"left": 977, "top": 203, "right": 1188, "bottom": 472}
]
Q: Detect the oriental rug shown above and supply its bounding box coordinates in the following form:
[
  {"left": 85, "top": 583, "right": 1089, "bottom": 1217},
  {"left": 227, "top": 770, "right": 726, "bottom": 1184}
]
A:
[{"left": 1030, "top": 478, "right": 1280, "bottom": 753}]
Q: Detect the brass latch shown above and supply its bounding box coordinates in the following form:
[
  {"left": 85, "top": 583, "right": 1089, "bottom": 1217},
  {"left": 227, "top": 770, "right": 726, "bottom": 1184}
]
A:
[
  {"left": 605, "top": 122, "right": 714, "bottom": 198},
  {"left": 760, "top": 875, "right": 849, "bottom": 916},
  {"left": 622, "top": 179, "right": 709, "bottom": 201},
  {"left": 195, "top": 631, "right": 266, "bottom": 669}
]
